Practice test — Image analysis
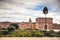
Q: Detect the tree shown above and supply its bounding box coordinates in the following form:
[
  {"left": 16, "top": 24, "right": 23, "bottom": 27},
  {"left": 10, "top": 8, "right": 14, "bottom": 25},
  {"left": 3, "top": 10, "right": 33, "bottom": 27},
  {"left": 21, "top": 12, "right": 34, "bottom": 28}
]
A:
[
  {"left": 7, "top": 26, "right": 15, "bottom": 33},
  {"left": 10, "top": 23, "right": 19, "bottom": 29}
]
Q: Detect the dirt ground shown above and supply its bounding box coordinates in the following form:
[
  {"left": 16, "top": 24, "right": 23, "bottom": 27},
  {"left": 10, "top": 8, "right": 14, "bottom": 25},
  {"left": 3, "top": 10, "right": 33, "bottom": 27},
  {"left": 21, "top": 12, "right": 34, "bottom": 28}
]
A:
[{"left": 0, "top": 37, "right": 60, "bottom": 40}]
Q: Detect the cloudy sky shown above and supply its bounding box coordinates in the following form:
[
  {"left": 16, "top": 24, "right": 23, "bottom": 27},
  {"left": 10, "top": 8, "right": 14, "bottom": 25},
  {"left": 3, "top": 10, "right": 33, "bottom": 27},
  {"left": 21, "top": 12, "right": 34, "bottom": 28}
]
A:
[{"left": 0, "top": 0, "right": 60, "bottom": 24}]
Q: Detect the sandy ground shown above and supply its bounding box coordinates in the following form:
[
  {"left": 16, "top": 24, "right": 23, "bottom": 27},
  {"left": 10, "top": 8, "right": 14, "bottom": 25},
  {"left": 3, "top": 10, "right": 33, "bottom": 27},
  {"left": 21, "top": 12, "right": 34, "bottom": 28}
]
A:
[{"left": 0, "top": 37, "right": 60, "bottom": 40}]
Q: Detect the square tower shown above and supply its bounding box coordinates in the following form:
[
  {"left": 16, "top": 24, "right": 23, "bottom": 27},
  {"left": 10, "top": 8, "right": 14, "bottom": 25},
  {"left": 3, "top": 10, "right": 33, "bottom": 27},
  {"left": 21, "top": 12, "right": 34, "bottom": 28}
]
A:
[{"left": 36, "top": 17, "right": 53, "bottom": 30}]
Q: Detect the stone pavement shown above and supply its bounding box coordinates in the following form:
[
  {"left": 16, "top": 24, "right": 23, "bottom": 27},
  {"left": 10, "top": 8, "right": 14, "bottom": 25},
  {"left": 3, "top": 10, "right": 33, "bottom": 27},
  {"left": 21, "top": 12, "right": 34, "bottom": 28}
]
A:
[{"left": 0, "top": 37, "right": 60, "bottom": 40}]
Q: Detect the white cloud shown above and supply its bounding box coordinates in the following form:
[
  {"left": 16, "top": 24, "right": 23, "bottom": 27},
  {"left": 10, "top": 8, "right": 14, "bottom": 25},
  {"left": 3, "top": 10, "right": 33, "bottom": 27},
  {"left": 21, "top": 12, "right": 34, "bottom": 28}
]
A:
[{"left": 0, "top": 0, "right": 60, "bottom": 24}]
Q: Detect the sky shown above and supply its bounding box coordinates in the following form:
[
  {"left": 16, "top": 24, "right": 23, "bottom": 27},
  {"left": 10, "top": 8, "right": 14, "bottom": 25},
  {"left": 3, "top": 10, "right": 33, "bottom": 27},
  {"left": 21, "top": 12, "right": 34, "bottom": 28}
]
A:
[{"left": 0, "top": 0, "right": 60, "bottom": 24}]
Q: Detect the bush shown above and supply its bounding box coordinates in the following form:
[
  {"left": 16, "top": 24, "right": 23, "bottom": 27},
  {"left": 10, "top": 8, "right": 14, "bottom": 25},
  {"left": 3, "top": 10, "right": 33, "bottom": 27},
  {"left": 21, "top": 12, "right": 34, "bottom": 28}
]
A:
[
  {"left": 7, "top": 26, "right": 15, "bottom": 33},
  {"left": 0, "top": 30, "right": 9, "bottom": 37},
  {"left": 46, "top": 30, "right": 56, "bottom": 37},
  {"left": 10, "top": 23, "right": 19, "bottom": 29},
  {"left": 35, "top": 31, "right": 44, "bottom": 37},
  {"left": 0, "top": 30, "right": 60, "bottom": 37},
  {"left": 56, "top": 31, "right": 60, "bottom": 37}
]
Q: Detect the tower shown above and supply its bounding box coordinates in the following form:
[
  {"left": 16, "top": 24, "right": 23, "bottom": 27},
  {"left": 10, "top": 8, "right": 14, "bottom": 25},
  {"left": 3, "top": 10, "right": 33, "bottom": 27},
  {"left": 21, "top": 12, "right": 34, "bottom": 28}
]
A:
[
  {"left": 29, "top": 18, "right": 32, "bottom": 29},
  {"left": 36, "top": 17, "right": 53, "bottom": 30},
  {"left": 29, "top": 18, "right": 32, "bottom": 23}
]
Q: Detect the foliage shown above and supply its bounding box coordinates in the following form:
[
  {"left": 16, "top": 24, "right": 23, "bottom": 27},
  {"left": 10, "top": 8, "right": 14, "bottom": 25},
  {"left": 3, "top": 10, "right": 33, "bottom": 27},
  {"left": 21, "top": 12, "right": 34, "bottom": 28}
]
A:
[
  {"left": 7, "top": 26, "right": 15, "bottom": 33},
  {"left": 10, "top": 23, "right": 19, "bottom": 29},
  {"left": 0, "top": 29, "right": 60, "bottom": 37},
  {"left": 56, "top": 31, "right": 60, "bottom": 37},
  {"left": 47, "top": 30, "right": 56, "bottom": 37}
]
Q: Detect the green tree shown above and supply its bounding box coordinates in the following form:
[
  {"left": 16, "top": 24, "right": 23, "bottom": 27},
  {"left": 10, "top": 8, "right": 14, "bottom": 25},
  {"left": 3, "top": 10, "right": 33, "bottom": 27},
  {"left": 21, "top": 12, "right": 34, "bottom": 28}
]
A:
[
  {"left": 10, "top": 23, "right": 19, "bottom": 29},
  {"left": 7, "top": 26, "right": 15, "bottom": 33}
]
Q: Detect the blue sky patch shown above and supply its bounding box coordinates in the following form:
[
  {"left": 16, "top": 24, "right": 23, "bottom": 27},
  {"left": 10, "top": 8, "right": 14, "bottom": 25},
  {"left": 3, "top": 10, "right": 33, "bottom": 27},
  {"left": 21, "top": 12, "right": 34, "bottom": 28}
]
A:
[{"left": 27, "top": 3, "right": 53, "bottom": 12}]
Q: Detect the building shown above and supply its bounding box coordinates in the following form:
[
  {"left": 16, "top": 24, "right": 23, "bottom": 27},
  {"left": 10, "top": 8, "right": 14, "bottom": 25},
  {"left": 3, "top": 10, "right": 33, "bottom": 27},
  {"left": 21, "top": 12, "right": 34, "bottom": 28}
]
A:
[
  {"left": 0, "top": 22, "right": 11, "bottom": 28},
  {"left": 35, "top": 17, "right": 53, "bottom": 30},
  {"left": 0, "top": 17, "right": 60, "bottom": 30}
]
